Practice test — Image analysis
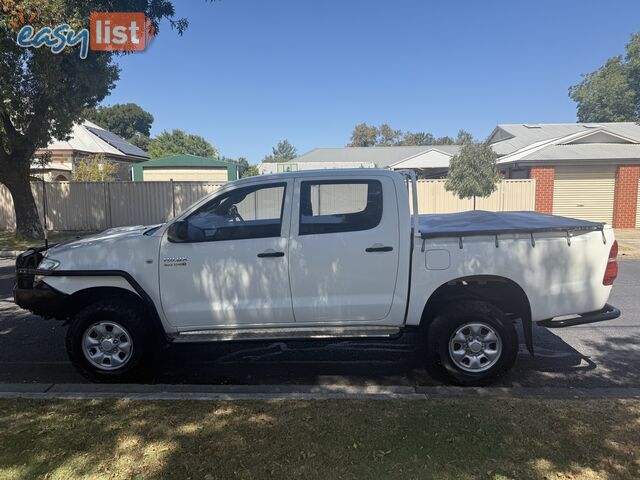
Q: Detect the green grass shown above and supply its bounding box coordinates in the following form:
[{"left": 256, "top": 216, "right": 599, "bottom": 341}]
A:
[
  {"left": 0, "top": 231, "right": 96, "bottom": 252},
  {"left": 0, "top": 398, "right": 638, "bottom": 480}
]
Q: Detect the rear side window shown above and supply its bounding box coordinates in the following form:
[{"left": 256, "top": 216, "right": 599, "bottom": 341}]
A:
[{"left": 298, "top": 180, "right": 383, "bottom": 235}]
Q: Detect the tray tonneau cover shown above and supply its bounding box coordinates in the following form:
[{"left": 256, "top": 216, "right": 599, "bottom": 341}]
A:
[{"left": 418, "top": 210, "right": 604, "bottom": 239}]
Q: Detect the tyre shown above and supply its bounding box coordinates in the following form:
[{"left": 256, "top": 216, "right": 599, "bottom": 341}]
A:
[
  {"left": 66, "top": 299, "right": 155, "bottom": 382},
  {"left": 425, "top": 300, "right": 518, "bottom": 386}
]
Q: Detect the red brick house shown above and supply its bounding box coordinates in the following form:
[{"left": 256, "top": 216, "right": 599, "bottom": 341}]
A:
[{"left": 492, "top": 123, "right": 640, "bottom": 228}]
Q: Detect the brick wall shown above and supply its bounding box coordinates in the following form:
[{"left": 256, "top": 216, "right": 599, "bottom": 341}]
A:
[
  {"left": 612, "top": 165, "right": 640, "bottom": 228},
  {"left": 530, "top": 166, "right": 555, "bottom": 214}
]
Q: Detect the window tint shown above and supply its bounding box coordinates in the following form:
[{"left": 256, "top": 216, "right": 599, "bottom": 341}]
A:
[
  {"left": 185, "top": 183, "right": 286, "bottom": 242},
  {"left": 299, "top": 180, "right": 382, "bottom": 235}
]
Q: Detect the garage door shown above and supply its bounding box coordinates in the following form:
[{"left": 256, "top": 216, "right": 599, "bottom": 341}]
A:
[
  {"left": 143, "top": 168, "right": 228, "bottom": 182},
  {"left": 553, "top": 166, "right": 616, "bottom": 224}
]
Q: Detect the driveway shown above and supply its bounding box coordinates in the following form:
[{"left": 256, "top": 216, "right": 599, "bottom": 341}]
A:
[{"left": 0, "top": 257, "right": 639, "bottom": 388}]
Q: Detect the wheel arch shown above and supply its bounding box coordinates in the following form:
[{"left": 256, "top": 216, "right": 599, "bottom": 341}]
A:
[
  {"left": 67, "top": 286, "right": 165, "bottom": 338},
  {"left": 419, "top": 275, "right": 534, "bottom": 354}
]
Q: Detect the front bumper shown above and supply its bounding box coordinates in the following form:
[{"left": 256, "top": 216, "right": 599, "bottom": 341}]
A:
[
  {"left": 536, "top": 304, "right": 621, "bottom": 328},
  {"left": 13, "top": 281, "right": 70, "bottom": 319},
  {"left": 14, "top": 246, "right": 70, "bottom": 319}
]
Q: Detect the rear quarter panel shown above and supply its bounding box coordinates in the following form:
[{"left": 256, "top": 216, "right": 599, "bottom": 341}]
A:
[{"left": 407, "top": 227, "right": 614, "bottom": 324}]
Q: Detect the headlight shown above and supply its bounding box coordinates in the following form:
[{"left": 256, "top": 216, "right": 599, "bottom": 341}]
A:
[{"left": 38, "top": 258, "right": 60, "bottom": 271}]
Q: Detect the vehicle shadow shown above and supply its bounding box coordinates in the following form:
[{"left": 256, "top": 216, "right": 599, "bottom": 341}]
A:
[{"left": 150, "top": 320, "right": 630, "bottom": 388}]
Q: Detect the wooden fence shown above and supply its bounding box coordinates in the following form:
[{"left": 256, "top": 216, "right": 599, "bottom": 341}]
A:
[{"left": 0, "top": 179, "right": 535, "bottom": 231}]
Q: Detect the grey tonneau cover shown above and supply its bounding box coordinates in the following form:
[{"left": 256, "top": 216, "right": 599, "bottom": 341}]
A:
[{"left": 418, "top": 210, "right": 604, "bottom": 239}]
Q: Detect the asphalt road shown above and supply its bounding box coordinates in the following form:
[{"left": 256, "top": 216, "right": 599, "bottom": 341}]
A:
[{"left": 1, "top": 257, "right": 639, "bottom": 388}]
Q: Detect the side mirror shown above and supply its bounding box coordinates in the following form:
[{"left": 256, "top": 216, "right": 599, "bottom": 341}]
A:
[{"left": 167, "top": 220, "right": 189, "bottom": 243}]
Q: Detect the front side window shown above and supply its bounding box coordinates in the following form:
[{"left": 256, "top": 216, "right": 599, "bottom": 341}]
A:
[
  {"left": 186, "top": 183, "right": 286, "bottom": 241},
  {"left": 299, "top": 180, "right": 383, "bottom": 235}
]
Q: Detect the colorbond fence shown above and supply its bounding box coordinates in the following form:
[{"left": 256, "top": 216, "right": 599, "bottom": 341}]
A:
[{"left": 0, "top": 179, "right": 535, "bottom": 231}]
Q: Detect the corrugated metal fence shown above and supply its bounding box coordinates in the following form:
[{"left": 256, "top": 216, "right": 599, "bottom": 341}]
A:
[
  {"left": 0, "top": 179, "right": 535, "bottom": 231},
  {"left": 412, "top": 179, "right": 536, "bottom": 214},
  {"left": 0, "top": 181, "right": 225, "bottom": 231}
]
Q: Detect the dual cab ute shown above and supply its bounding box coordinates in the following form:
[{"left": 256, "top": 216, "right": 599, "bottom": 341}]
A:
[{"left": 14, "top": 169, "right": 620, "bottom": 384}]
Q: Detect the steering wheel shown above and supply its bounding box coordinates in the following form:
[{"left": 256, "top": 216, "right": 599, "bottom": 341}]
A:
[{"left": 228, "top": 204, "right": 244, "bottom": 223}]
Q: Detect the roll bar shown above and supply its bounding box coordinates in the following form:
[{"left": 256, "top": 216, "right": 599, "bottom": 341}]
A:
[{"left": 395, "top": 169, "right": 420, "bottom": 237}]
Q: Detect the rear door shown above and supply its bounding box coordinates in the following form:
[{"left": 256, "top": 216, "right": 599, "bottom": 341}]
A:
[{"left": 288, "top": 175, "right": 400, "bottom": 323}]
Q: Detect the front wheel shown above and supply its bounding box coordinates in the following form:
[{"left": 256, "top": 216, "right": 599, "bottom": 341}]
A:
[
  {"left": 66, "top": 299, "right": 154, "bottom": 382},
  {"left": 425, "top": 300, "right": 518, "bottom": 386}
]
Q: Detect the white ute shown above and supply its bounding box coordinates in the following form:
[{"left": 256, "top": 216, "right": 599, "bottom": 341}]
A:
[{"left": 14, "top": 169, "right": 621, "bottom": 384}]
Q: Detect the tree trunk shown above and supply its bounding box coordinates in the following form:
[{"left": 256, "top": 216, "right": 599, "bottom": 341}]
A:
[{"left": 2, "top": 163, "right": 44, "bottom": 240}]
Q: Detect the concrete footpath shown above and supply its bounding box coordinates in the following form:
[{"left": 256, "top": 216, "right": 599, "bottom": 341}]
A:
[{"left": 0, "top": 383, "right": 639, "bottom": 401}]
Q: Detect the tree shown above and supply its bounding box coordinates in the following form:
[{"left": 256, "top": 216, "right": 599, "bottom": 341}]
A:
[
  {"left": 434, "top": 136, "right": 455, "bottom": 145},
  {"left": 83, "top": 103, "right": 153, "bottom": 148},
  {"left": 241, "top": 165, "right": 260, "bottom": 178},
  {"left": 262, "top": 139, "right": 298, "bottom": 162},
  {"left": 569, "top": 33, "right": 640, "bottom": 122},
  {"left": 148, "top": 129, "right": 219, "bottom": 159},
  {"left": 348, "top": 123, "right": 379, "bottom": 147},
  {"left": 377, "top": 124, "right": 402, "bottom": 146},
  {"left": 445, "top": 142, "right": 501, "bottom": 209},
  {"left": 348, "top": 123, "right": 473, "bottom": 147},
  {"left": 398, "top": 131, "right": 435, "bottom": 146},
  {"left": 72, "top": 154, "right": 118, "bottom": 182},
  {"left": 0, "top": 0, "right": 190, "bottom": 239},
  {"left": 455, "top": 129, "right": 474, "bottom": 145}
]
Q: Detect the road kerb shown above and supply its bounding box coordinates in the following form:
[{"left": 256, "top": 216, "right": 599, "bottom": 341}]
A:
[{"left": 0, "top": 384, "right": 639, "bottom": 401}]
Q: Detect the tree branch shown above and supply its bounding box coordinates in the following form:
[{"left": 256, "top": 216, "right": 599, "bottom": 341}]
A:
[{"left": 0, "top": 110, "right": 22, "bottom": 146}]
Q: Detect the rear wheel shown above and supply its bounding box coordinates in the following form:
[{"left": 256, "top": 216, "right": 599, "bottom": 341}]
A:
[
  {"left": 425, "top": 300, "right": 518, "bottom": 386},
  {"left": 66, "top": 299, "right": 154, "bottom": 382}
]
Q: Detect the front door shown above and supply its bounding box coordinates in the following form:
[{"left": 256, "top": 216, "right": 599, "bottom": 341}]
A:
[
  {"left": 159, "top": 181, "right": 294, "bottom": 329},
  {"left": 288, "top": 176, "right": 400, "bottom": 323}
]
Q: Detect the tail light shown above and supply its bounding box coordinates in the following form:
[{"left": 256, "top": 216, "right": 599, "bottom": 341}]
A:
[{"left": 603, "top": 240, "right": 618, "bottom": 286}]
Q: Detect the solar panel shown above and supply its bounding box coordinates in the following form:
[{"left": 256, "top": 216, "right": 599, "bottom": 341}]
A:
[{"left": 86, "top": 126, "right": 148, "bottom": 158}]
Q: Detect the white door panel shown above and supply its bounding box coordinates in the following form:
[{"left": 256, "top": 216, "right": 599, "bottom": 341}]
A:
[
  {"left": 159, "top": 181, "right": 294, "bottom": 329},
  {"left": 289, "top": 177, "right": 400, "bottom": 323}
]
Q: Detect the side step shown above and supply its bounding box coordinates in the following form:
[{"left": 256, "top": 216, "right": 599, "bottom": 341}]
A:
[{"left": 170, "top": 325, "right": 402, "bottom": 343}]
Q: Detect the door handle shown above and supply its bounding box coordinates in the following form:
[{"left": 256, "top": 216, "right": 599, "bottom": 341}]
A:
[
  {"left": 365, "top": 245, "right": 393, "bottom": 253},
  {"left": 257, "top": 250, "right": 285, "bottom": 258}
]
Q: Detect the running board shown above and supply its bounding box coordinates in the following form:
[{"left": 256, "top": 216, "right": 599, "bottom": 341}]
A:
[{"left": 170, "top": 326, "right": 402, "bottom": 343}]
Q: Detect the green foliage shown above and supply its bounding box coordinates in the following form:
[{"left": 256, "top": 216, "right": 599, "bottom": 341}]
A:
[
  {"left": 348, "top": 123, "right": 379, "bottom": 147},
  {"left": 455, "top": 129, "right": 474, "bottom": 145},
  {"left": 377, "top": 124, "right": 402, "bottom": 146},
  {"left": 148, "top": 129, "right": 219, "bottom": 159},
  {"left": 0, "top": 0, "right": 192, "bottom": 239},
  {"left": 398, "top": 132, "right": 436, "bottom": 146},
  {"left": 72, "top": 155, "right": 117, "bottom": 182},
  {"left": 263, "top": 140, "right": 297, "bottom": 163},
  {"left": 348, "top": 124, "right": 473, "bottom": 147},
  {"left": 445, "top": 142, "right": 501, "bottom": 203},
  {"left": 569, "top": 33, "right": 640, "bottom": 122},
  {"left": 128, "top": 133, "right": 151, "bottom": 151},
  {"left": 84, "top": 103, "right": 154, "bottom": 149},
  {"left": 241, "top": 165, "right": 260, "bottom": 178}
]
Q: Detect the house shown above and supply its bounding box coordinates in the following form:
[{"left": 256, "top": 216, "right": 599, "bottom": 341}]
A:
[
  {"left": 276, "top": 122, "right": 640, "bottom": 228},
  {"left": 131, "top": 154, "right": 238, "bottom": 182},
  {"left": 32, "top": 120, "right": 148, "bottom": 181},
  {"left": 259, "top": 145, "right": 462, "bottom": 178},
  {"left": 492, "top": 123, "right": 640, "bottom": 228}
]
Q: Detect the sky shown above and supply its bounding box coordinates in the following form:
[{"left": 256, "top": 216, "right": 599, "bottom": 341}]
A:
[{"left": 104, "top": 0, "right": 640, "bottom": 163}]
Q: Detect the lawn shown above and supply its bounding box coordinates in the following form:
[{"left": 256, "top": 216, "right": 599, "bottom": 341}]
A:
[
  {"left": 0, "top": 231, "right": 96, "bottom": 252},
  {"left": 0, "top": 398, "right": 638, "bottom": 480}
]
